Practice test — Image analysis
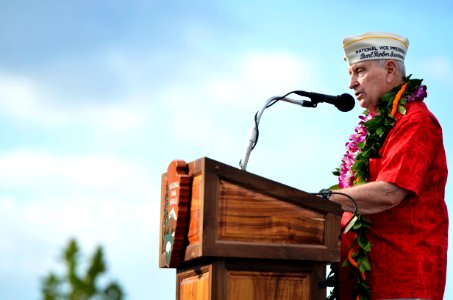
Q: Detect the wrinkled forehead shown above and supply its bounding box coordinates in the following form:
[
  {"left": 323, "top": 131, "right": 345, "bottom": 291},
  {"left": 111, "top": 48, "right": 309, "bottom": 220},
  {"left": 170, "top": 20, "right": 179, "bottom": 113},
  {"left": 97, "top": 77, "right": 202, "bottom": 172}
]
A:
[{"left": 347, "top": 60, "right": 377, "bottom": 74}]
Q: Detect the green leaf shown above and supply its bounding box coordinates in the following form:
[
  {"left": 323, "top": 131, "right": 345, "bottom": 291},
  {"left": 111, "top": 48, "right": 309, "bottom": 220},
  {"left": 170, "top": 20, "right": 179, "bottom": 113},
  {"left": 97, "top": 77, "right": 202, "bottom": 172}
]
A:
[
  {"left": 41, "top": 273, "right": 62, "bottom": 300},
  {"left": 358, "top": 256, "right": 371, "bottom": 272},
  {"left": 104, "top": 282, "right": 124, "bottom": 300},
  {"left": 352, "top": 221, "right": 362, "bottom": 230},
  {"left": 84, "top": 246, "right": 107, "bottom": 297},
  {"left": 329, "top": 183, "right": 339, "bottom": 190},
  {"left": 341, "top": 258, "right": 350, "bottom": 268},
  {"left": 41, "top": 239, "right": 125, "bottom": 300},
  {"left": 398, "top": 105, "right": 406, "bottom": 115},
  {"left": 358, "top": 234, "right": 371, "bottom": 252},
  {"left": 352, "top": 160, "right": 366, "bottom": 171},
  {"left": 376, "top": 127, "right": 384, "bottom": 137},
  {"left": 358, "top": 280, "right": 371, "bottom": 300}
]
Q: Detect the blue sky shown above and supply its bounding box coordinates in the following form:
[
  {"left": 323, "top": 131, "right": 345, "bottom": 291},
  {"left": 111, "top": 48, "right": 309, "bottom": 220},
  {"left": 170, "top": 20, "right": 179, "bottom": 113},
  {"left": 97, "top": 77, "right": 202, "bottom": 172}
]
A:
[{"left": 1, "top": 1, "right": 453, "bottom": 299}]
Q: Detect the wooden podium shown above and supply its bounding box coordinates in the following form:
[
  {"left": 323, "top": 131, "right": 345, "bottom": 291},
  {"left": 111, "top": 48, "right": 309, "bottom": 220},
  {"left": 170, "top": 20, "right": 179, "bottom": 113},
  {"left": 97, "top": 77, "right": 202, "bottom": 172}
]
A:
[{"left": 159, "top": 157, "right": 342, "bottom": 300}]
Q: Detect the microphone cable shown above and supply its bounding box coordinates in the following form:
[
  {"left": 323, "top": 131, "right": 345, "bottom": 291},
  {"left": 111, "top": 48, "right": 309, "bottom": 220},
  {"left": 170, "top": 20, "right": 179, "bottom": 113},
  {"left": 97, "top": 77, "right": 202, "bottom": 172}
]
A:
[{"left": 248, "top": 91, "right": 298, "bottom": 152}]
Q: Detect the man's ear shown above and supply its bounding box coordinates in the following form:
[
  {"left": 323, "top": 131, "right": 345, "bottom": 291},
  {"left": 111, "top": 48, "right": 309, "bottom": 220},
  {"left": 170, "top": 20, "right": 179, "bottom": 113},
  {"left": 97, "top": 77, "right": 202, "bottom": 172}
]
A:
[{"left": 385, "top": 60, "right": 398, "bottom": 83}]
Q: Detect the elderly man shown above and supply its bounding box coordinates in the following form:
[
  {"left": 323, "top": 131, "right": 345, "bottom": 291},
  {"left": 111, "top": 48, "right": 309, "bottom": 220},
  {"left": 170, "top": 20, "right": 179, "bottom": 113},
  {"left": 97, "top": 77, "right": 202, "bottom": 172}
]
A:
[{"left": 329, "top": 32, "right": 448, "bottom": 299}]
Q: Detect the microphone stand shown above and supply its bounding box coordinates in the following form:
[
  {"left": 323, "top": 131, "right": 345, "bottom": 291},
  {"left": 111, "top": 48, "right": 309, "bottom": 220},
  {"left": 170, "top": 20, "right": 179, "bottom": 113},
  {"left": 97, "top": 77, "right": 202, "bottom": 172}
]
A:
[{"left": 239, "top": 95, "right": 316, "bottom": 171}]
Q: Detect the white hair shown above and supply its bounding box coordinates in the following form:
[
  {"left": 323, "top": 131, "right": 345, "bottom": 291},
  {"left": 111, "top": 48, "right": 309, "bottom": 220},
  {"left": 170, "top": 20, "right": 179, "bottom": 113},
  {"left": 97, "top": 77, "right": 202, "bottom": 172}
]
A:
[{"left": 376, "top": 59, "right": 406, "bottom": 78}]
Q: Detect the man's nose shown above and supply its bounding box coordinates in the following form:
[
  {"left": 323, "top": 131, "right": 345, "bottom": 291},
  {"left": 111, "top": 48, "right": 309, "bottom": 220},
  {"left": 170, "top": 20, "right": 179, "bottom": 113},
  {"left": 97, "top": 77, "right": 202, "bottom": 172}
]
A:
[{"left": 349, "top": 76, "right": 358, "bottom": 90}]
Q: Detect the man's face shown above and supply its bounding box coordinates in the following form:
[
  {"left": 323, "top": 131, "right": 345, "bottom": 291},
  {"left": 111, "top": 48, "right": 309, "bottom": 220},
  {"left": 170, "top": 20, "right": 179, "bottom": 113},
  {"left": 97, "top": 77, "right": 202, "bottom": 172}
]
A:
[{"left": 348, "top": 60, "right": 389, "bottom": 113}]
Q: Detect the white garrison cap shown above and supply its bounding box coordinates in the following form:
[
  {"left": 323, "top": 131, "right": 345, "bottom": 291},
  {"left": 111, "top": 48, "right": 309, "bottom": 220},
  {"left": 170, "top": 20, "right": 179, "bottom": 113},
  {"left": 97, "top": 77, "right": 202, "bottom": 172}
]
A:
[{"left": 343, "top": 32, "right": 409, "bottom": 65}]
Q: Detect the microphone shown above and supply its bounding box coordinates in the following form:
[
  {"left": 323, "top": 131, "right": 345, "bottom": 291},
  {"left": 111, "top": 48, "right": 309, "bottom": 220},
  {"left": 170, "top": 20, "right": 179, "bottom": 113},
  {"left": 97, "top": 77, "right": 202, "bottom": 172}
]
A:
[{"left": 293, "top": 90, "right": 355, "bottom": 112}]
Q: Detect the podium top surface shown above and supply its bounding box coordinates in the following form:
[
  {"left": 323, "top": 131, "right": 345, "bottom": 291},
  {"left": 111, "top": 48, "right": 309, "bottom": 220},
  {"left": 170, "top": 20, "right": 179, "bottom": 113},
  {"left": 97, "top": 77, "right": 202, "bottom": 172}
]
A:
[{"left": 190, "top": 157, "right": 343, "bottom": 216}]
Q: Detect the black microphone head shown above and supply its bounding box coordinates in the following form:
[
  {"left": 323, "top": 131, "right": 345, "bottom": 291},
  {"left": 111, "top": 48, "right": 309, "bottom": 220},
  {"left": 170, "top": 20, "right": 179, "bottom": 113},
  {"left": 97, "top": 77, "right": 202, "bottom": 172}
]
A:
[{"left": 336, "top": 93, "right": 355, "bottom": 112}]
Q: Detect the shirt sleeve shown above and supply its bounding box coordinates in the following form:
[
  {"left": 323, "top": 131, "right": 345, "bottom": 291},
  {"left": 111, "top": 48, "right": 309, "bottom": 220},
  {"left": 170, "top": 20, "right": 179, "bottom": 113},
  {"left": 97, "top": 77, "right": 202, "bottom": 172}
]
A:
[{"left": 375, "top": 106, "right": 442, "bottom": 196}]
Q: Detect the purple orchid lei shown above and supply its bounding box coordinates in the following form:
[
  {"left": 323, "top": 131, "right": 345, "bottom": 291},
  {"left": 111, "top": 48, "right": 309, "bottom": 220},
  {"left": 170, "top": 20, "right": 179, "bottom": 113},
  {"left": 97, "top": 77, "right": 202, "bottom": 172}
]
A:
[{"left": 408, "top": 84, "right": 427, "bottom": 102}]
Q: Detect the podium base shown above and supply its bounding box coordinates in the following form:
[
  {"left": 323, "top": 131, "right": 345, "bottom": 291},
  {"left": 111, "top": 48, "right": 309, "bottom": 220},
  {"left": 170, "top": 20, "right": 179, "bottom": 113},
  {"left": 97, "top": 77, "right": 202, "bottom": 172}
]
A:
[{"left": 176, "top": 258, "right": 326, "bottom": 300}]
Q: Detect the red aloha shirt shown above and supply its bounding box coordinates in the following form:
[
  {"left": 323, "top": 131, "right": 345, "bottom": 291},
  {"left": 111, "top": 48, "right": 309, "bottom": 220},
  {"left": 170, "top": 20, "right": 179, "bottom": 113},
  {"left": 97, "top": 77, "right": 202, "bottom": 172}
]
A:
[{"left": 339, "top": 101, "right": 448, "bottom": 299}]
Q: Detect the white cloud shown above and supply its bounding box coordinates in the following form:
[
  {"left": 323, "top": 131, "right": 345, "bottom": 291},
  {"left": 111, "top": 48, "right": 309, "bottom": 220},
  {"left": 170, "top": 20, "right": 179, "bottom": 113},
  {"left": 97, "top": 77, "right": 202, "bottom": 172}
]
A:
[
  {"left": 0, "top": 193, "right": 160, "bottom": 300},
  {"left": 79, "top": 99, "right": 150, "bottom": 132},
  {"left": 0, "top": 50, "right": 320, "bottom": 146},
  {"left": 206, "top": 51, "right": 321, "bottom": 109},
  {"left": 0, "top": 149, "right": 160, "bottom": 283},
  {"left": 0, "top": 150, "right": 153, "bottom": 190},
  {"left": 0, "top": 72, "right": 149, "bottom": 132},
  {"left": 156, "top": 51, "right": 324, "bottom": 161},
  {"left": 0, "top": 73, "right": 57, "bottom": 122},
  {"left": 242, "top": 52, "right": 310, "bottom": 90}
]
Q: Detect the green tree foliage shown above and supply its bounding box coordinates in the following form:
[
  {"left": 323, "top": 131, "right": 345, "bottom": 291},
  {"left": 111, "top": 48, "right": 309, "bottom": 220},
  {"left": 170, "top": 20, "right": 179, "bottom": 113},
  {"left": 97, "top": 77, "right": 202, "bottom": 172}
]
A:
[{"left": 41, "top": 239, "right": 124, "bottom": 300}]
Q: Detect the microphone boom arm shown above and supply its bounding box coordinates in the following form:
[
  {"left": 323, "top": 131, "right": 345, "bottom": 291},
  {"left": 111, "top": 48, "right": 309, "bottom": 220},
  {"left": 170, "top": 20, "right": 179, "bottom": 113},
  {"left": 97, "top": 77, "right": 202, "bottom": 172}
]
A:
[
  {"left": 239, "top": 96, "right": 316, "bottom": 170},
  {"left": 279, "top": 97, "right": 317, "bottom": 108},
  {"left": 239, "top": 90, "right": 353, "bottom": 170},
  {"left": 239, "top": 96, "right": 275, "bottom": 171}
]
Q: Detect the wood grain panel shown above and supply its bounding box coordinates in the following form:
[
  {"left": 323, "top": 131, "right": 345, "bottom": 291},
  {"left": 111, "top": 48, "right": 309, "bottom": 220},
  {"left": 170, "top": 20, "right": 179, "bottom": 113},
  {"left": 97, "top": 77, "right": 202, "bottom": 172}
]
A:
[
  {"left": 187, "top": 175, "right": 202, "bottom": 244},
  {"left": 184, "top": 175, "right": 202, "bottom": 260},
  {"left": 178, "top": 265, "right": 211, "bottom": 300},
  {"left": 218, "top": 180, "right": 325, "bottom": 245},
  {"left": 226, "top": 271, "right": 310, "bottom": 300}
]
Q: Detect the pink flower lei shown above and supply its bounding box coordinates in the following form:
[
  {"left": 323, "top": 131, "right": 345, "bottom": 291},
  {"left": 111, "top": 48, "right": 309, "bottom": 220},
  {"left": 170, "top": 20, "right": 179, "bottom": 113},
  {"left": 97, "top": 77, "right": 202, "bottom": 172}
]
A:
[{"left": 338, "top": 113, "right": 374, "bottom": 189}]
